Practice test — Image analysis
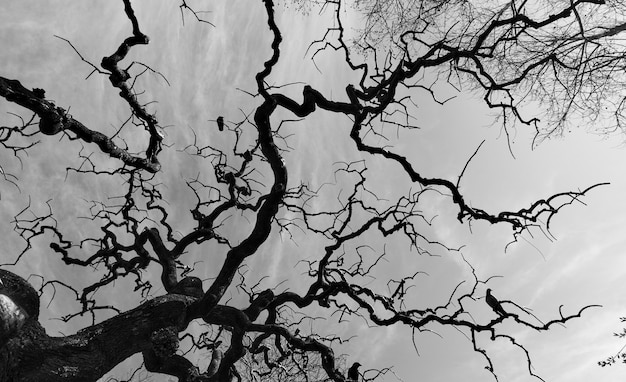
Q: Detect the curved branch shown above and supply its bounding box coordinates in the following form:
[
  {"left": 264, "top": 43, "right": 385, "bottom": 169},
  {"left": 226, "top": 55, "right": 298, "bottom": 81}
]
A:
[{"left": 0, "top": 76, "right": 160, "bottom": 172}]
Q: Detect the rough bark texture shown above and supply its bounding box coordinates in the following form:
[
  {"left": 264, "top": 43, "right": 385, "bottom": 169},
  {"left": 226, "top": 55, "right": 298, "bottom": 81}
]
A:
[{"left": 0, "top": 271, "right": 194, "bottom": 382}]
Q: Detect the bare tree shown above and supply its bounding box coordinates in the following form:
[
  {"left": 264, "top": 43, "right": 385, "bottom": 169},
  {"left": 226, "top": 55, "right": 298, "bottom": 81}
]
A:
[
  {"left": 0, "top": 0, "right": 622, "bottom": 381},
  {"left": 599, "top": 317, "right": 626, "bottom": 367}
]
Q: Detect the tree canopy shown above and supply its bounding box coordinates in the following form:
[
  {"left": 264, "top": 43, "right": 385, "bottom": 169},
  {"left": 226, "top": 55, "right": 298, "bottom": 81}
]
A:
[{"left": 1, "top": 0, "right": 625, "bottom": 381}]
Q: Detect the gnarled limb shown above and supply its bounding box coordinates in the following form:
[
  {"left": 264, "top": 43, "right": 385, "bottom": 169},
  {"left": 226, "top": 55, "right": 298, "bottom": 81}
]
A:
[{"left": 0, "top": 76, "right": 160, "bottom": 172}]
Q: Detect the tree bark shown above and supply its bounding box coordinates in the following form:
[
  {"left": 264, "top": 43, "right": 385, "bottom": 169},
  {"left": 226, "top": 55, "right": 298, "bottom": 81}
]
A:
[{"left": 0, "top": 292, "right": 194, "bottom": 382}]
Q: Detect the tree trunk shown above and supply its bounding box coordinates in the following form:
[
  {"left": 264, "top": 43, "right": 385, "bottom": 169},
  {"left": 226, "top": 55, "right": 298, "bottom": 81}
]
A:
[{"left": 0, "top": 294, "right": 193, "bottom": 382}]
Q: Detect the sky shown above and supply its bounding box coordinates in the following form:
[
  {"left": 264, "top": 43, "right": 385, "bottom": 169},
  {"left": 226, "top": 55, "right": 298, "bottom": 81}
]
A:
[{"left": 1, "top": 1, "right": 626, "bottom": 382}]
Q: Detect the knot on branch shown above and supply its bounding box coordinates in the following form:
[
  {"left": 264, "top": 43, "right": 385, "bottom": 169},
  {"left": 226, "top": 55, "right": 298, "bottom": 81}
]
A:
[
  {"left": 39, "top": 107, "right": 66, "bottom": 135},
  {"left": 38, "top": 107, "right": 67, "bottom": 136},
  {"left": 32, "top": 88, "right": 45, "bottom": 99},
  {"left": 150, "top": 326, "right": 179, "bottom": 359},
  {"left": 38, "top": 116, "right": 64, "bottom": 136}
]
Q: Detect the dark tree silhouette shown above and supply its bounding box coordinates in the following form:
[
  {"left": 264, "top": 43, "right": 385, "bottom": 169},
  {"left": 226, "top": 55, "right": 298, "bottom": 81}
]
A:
[{"left": 0, "top": 0, "right": 623, "bottom": 381}]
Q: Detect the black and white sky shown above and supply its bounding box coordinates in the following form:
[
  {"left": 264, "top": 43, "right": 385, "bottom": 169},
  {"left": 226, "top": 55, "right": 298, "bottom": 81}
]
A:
[{"left": 1, "top": 1, "right": 626, "bottom": 381}]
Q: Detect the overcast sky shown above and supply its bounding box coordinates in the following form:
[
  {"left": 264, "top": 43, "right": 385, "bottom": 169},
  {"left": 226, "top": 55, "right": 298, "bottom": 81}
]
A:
[{"left": 1, "top": 1, "right": 626, "bottom": 382}]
